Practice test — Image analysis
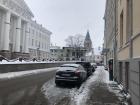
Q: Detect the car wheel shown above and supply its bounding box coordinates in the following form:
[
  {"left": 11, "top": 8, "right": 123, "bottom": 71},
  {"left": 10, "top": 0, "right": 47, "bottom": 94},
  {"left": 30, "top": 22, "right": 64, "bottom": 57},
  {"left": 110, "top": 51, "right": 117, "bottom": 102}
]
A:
[
  {"left": 55, "top": 80, "right": 60, "bottom": 86},
  {"left": 76, "top": 81, "right": 81, "bottom": 87}
]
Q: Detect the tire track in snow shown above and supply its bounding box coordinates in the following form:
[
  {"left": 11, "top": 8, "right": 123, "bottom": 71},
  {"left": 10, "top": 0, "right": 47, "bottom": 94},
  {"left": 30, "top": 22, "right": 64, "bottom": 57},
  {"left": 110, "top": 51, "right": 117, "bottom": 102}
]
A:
[{"left": 70, "top": 68, "right": 101, "bottom": 105}]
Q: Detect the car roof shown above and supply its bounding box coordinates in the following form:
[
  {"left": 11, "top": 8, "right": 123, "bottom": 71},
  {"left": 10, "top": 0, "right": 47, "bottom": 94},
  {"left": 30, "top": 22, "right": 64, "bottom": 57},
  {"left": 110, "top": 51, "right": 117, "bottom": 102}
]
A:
[{"left": 60, "top": 64, "right": 80, "bottom": 68}]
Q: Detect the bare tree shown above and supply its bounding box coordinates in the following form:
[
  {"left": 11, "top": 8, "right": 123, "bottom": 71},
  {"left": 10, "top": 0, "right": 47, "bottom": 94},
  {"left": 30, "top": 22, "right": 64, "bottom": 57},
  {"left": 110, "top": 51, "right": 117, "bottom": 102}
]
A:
[
  {"left": 65, "top": 34, "right": 85, "bottom": 47},
  {"left": 65, "top": 34, "right": 85, "bottom": 60}
]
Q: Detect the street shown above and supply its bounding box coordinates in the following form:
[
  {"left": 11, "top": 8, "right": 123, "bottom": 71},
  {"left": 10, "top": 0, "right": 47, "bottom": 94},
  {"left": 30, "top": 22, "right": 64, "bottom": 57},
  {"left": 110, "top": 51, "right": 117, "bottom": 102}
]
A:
[{"left": 0, "top": 67, "right": 127, "bottom": 105}]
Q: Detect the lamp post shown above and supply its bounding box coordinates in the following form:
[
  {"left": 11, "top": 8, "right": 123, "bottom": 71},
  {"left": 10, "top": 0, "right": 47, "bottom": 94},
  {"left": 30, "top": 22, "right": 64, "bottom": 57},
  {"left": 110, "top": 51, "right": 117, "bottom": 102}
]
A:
[{"left": 114, "top": 0, "right": 117, "bottom": 81}]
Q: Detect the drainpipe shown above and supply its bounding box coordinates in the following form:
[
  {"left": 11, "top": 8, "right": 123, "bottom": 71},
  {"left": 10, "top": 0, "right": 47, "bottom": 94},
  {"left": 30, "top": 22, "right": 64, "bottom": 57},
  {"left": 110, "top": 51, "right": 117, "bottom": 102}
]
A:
[
  {"left": 129, "top": 0, "right": 133, "bottom": 59},
  {"left": 113, "top": 0, "right": 117, "bottom": 81}
]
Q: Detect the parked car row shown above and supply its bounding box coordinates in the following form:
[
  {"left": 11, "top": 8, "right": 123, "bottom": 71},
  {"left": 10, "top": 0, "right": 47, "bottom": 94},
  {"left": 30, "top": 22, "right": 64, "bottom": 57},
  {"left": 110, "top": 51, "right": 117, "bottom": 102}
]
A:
[{"left": 55, "top": 62, "right": 97, "bottom": 86}]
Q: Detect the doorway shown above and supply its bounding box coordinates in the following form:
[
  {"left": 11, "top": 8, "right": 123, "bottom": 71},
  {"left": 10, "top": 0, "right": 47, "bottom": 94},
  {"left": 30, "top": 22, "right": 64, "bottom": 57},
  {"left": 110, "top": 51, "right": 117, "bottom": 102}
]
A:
[
  {"left": 125, "top": 62, "right": 129, "bottom": 91},
  {"left": 119, "top": 62, "right": 123, "bottom": 83},
  {"left": 109, "top": 59, "right": 113, "bottom": 81}
]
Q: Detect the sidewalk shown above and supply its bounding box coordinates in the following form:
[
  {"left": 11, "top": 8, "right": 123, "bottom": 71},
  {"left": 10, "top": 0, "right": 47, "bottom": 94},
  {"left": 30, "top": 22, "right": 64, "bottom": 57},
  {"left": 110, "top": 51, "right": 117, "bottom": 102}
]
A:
[{"left": 85, "top": 66, "right": 129, "bottom": 105}]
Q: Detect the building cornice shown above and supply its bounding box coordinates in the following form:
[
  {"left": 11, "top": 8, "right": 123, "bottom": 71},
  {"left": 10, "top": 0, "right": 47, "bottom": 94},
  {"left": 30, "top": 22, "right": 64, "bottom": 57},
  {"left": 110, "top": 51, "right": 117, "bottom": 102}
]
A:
[{"left": 0, "top": 0, "right": 34, "bottom": 20}]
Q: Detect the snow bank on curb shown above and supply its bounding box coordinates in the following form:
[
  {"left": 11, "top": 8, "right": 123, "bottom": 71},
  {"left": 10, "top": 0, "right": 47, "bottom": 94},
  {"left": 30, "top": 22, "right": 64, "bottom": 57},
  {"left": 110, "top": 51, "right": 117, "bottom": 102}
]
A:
[
  {"left": 0, "top": 67, "right": 58, "bottom": 80},
  {"left": 0, "top": 60, "right": 50, "bottom": 64},
  {"left": 71, "top": 67, "right": 102, "bottom": 105},
  {"left": 0, "top": 60, "right": 78, "bottom": 64},
  {"left": 108, "top": 81, "right": 130, "bottom": 105}
]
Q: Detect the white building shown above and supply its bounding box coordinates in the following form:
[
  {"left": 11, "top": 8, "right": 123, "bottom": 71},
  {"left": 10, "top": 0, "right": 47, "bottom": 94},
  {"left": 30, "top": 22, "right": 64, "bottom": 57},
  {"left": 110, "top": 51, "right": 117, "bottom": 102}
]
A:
[
  {"left": 85, "top": 48, "right": 94, "bottom": 62},
  {"left": 28, "top": 20, "right": 51, "bottom": 60},
  {"left": 63, "top": 47, "right": 86, "bottom": 61},
  {"left": 50, "top": 46, "right": 63, "bottom": 61},
  {"left": 94, "top": 55, "right": 103, "bottom": 63},
  {"left": 0, "top": 0, "right": 51, "bottom": 60}
]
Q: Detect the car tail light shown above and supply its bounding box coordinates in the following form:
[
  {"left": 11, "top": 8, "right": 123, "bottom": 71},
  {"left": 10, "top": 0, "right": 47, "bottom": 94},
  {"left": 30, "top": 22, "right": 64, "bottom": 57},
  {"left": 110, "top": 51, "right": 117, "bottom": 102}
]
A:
[{"left": 75, "top": 70, "right": 80, "bottom": 76}]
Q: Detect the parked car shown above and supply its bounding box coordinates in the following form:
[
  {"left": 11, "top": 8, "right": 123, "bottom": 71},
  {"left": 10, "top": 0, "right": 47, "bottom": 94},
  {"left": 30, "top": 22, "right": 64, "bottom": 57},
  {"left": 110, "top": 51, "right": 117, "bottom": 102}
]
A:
[
  {"left": 55, "top": 64, "right": 87, "bottom": 85},
  {"left": 76, "top": 62, "right": 93, "bottom": 77}
]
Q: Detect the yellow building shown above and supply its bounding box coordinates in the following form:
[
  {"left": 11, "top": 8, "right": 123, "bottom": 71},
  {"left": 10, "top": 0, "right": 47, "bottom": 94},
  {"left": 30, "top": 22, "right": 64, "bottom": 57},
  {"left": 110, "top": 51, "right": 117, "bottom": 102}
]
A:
[
  {"left": 104, "top": 0, "right": 140, "bottom": 105},
  {"left": 117, "top": 0, "right": 140, "bottom": 105}
]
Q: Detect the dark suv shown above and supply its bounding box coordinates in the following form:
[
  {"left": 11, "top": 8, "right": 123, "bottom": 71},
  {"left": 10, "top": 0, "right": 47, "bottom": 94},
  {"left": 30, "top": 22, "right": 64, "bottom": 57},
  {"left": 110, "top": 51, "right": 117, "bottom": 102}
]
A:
[{"left": 76, "top": 62, "right": 93, "bottom": 77}]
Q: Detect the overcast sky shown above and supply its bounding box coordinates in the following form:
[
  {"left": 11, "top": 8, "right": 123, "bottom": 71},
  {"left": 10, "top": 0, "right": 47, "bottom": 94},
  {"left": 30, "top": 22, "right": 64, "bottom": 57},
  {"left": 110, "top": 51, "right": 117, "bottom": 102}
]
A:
[{"left": 25, "top": 0, "right": 106, "bottom": 53}]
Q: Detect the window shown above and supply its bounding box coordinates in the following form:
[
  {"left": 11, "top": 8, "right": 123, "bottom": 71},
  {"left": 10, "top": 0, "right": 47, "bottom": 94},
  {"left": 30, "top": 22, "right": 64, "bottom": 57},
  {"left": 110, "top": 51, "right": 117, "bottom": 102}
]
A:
[
  {"left": 36, "top": 32, "right": 38, "bottom": 38},
  {"left": 81, "top": 53, "right": 83, "bottom": 56},
  {"left": 39, "top": 42, "right": 40, "bottom": 48},
  {"left": 35, "top": 40, "right": 37, "bottom": 47},
  {"left": 66, "top": 54, "right": 69, "bottom": 57},
  {"left": 120, "top": 11, "right": 124, "bottom": 47},
  {"left": 32, "top": 39, "right": 34, "bottom": 46},
  {"left": 42, "top": 43, "right": 43, "bottom": 49},
  {"left": 72, "top": 52, "right": 75, "bottom": 56},
  {"left": 32, "top": 29, "right": 35, "bottom": 34}
]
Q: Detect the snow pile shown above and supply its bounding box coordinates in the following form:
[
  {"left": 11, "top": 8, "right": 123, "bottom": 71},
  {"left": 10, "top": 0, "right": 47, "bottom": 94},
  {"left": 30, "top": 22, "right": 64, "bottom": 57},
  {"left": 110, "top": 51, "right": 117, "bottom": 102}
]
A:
[
  {"left": 108, "top": 81, "right": 130, "bottom": 105},
  {"left": 0, "top": 60, "right": 76, "bottom": 64},
  {"left": 0, "top": 60, "right": 49, "bottom": 64},
  {"left": 42, "top": 79, "right": 73, "bottom": 105},
  {"left": 0, "top": 67, "right": 58, "bottom": 80}
]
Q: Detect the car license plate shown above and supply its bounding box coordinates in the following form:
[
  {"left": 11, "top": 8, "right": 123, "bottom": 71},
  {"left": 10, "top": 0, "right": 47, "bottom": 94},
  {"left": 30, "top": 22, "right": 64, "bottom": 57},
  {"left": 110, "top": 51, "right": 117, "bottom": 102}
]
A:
[{"left": 61, "top": 74, "right": 70, "bottom": 76}]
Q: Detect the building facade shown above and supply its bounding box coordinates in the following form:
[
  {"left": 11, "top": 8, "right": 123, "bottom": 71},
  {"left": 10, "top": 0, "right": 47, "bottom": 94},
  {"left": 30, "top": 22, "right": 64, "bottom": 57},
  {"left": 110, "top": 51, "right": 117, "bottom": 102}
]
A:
[
  {"left": 104, "top": 0, "right": 140, "bottom": 105},
  {"left": 117, "top": 0, "right": 140, "bottom": 105},
  {"left": 63, "top": 47, "right": 86, "bottom": 61},
  {"left": 0, "top": 0, "right": 51, "bottom": 60},
  {"left": 28, "top": 20, "right": 51, "bottom": 60},
  {"left": 85, "top": 48, "right": 94, "bottom": 62},
  {"left": 103, "top": 0, "right": 117, "bottom": 67},
  {"left": 94, "top": 55, "right": 103, "bottom": 64},
  {"left": 50, "top": 46, "right": 63, "bottom": 61}
]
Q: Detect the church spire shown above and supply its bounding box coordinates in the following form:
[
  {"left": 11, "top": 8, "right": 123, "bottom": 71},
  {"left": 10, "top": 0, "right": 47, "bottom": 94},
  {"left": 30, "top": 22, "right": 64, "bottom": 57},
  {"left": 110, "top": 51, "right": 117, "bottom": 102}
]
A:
[
  {"left": 85, "top": 30, "right": 91, "bottom": 41},
  {"left": 84, "top": 30, "right": 92, "bottom": 52}
]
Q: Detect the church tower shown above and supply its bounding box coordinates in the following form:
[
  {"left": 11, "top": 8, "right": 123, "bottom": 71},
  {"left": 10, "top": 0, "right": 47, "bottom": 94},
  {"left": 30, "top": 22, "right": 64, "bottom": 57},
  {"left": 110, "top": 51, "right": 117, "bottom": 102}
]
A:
[{"left": 84, "top": 30, "right": 92, "bottom": 52}]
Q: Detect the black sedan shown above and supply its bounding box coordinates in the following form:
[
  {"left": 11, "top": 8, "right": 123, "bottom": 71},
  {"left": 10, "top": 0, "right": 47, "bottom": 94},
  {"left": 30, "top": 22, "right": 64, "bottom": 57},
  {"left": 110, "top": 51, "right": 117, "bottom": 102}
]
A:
[
  {"left": 55, "top": 64, "right": 87, "bottom": 85},
  {"left": 76, "top": 62, "right": 93, "bottom": 77}
]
